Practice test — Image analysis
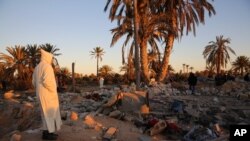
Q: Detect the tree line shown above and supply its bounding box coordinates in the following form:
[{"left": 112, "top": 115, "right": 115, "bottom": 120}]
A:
[{"left": 0, "top": 43, "right": 61, "bottom": 90}]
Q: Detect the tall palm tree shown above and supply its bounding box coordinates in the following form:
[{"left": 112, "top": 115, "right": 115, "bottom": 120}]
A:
[
  {"left": 105, "top": 0, "right": 216, "bottom": 82},
  {"left": 203, "top": 35, "right": 236, "bottom": 74},
  {"left": 40, "top": 43, "right": 61, "bottom": 56},
  {"left": 182, "top": 64, "right": 186, "bottom": 73},
  {"left": 190, "top": 67, "right": 194, "bottom": 72},
  {"left": 90, "top": 47, "right": 105, "bottom": 77},
  {"left": 232, "top": 56, "right": 250, "bottom": 76},
  {"left": 186, "top": 65, "right": 189, "bottom": 73},
  {"left": 157, "top": 0, "right": 216, "bottom": 81},
  {"left": 105, "top": 0, "right": 163, "bottom": 84}
]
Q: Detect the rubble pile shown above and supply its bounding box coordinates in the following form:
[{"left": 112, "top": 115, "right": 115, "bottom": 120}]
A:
[{"left": 0, "top": 80, "right": 249, "bottom": 140}]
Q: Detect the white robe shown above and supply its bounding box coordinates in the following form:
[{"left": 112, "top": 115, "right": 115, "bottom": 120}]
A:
[{"left": 32, "top": 49, "right": 62, "bottom": 133}]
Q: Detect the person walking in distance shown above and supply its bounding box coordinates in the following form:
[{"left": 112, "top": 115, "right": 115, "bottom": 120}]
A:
[
  {"left": 188, "top": 72, "right": 197, "bottom": 95},
  {"left": 32, "top": 49, "right": 62, "bottom": 140}
]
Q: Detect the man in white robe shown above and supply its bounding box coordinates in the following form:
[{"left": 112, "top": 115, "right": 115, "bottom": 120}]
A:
[{"left": 32, "top": 49, "right": 62, "bottom": 140}]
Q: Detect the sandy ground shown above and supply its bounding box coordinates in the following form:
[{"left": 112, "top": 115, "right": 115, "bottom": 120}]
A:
[{"left": 2, "top": 116, "right": 166, "bottom": 141}]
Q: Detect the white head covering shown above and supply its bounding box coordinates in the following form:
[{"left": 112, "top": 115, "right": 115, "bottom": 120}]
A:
[{"left": 40, "top": 49, "right": 53, "bottom": 64}]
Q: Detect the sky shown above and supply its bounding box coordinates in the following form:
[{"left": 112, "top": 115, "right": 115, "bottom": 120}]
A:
[{"left": 0, "top": 0, "right": 250, "bottom": 75}]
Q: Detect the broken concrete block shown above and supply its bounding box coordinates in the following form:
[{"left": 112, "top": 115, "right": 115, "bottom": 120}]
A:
[
  {"left": 83, "top": 115, "right": 97, "bottom": 128},
  {"left": 138, "top": 135, "right": 152, "bottom": 141},
  {"left": 103, "top": 127, "right": 117, "bottom": 140},
  {"left": 61, "top": 110, "right": 68, "bottom": 120},
  {"left": 213, "top": 123, "right": 222, "bottom": 136},
  {"left": 10, "top": 133, "right": 21, "bottom": 141},
  {"left": 109, "top": 110, "right": 121, "bottom": 118},
  {"left": 27, "top": 96, "right": 34, "bottom": 101},
  {"left": 238, "top": 94, "right": 249, "bottom": 100},
  {"left": 140, "top": 104, "right": 149, "bottom": 114},
  {"left": 103, "top": 92, "right": 123, "bottom": 107},
  {"left": 3, "top": 91, "right": 14, "bottom": 100},
  {"left": 219, "top": 106, "right": 226, "bottom": 112},
  {"left": 70, "top": 111, "right": 78, "bottom": 121},
  {"left": 150, "top": 120, "right": 167, "bottom": 136},
  {"left": 102, "top": 107, "right": 113, "bottom": 115}
]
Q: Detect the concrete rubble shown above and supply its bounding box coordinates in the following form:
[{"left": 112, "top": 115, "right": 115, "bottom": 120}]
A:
[{"left": 0, "top": 80, "right": 249, "bottom": 140}]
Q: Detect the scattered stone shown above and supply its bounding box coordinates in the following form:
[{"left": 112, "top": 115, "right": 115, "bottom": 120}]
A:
[
  {"left": 103, "top": 127, "right": 117, "bottom": 140},
  {"left": 138, "top": 135, "right": 152, "bottom": 141},
  {"left": 10, "top": 133, "right": 21, "bottom": 141},
  {"left": 83, "top": 115, "right": 97, "bottom": 128},
  {"left": 3, "top": 90, "right": 14, "bottom": 100},
  {"left": 109, "top": 110, "right": 122, "bottom": 118},
  {"left": 140, "top": 104, "right": 149, "bottom": 114},
  {"left": 61, "top": 110, "right": 68, "bottom": 120},
  {"left": 103, "top": 92, "right": 123, "bottom": 107},
  {"left": 70, "top": 111, "right": 78, "bottom": 121},
  {"left": 149, "top": 120, "right": 167, "bottom": 136},
  {"left": 27, "top": 96, "right": 34, "bottom": 101},
  {"left": 183, "top": 126, "right": 217, "bottom": 141}
]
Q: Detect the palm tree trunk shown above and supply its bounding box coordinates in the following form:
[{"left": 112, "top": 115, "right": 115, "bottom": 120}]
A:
[
  {"left": 157, "top": 34, "right": 174, "bottom": 82},
  {"left": 140, "top": 39, "right": 150, "bottom": 83},
  {"left": 133, "top": 0, "right": 141, "bottom": 90},
  {"left": 128, "top": 48, "right": 134, "bottom": 80},
  {"left": 217, "top": 48, "right": 222, "bottom": 74},
  {"left": 72, "top": 62, "right": 75, "bottom": 92},
  {"left": 97, "top": 58, "right": 99, "bottom": 77}
]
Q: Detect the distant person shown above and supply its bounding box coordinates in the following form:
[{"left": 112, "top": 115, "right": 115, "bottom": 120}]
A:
[
  {"left": 32, "top": 49, "right": 62, "bottom": 140},
  {"left": 188, "top": 72, "right": 197, "bottom": 94},
  {"left": 215, "top": 73, "right": 227, "bottom": 86},
  {"left": 244, "top": 73, "right": 249, "bottom": 82},
  {"left": 1, "top": 80, "right": 6, "bottom": 91}
]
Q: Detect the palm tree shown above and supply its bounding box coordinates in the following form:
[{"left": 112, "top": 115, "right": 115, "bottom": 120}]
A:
[
  {"left": 186, "top": 65, "right": 189, "bottom": 73},
  {"left": 168, "top": 65, "right": 175, "bottom": 73},
  {"left": 232, "top": 56, "right": 250, "bottom": 76},
  {"left": 99, "top": 65, "right": 113, "bottom": 77},
  {"left": 182, "top": 64, "right": 186, "bottom": 73},
  {"left": 157, "top": 0, "right": 216, "bottom": 81},
  {"left": 120, "top": 62, "right": 135, "bottom": 81},
  {"left": 203, "top": 35, "right": 236, "bottom": 74},
  {"left": 206, "top": 63, "right": 216, "bottom": 77},
  {"left": 105, "top": 0, "right": 216, "bottom": 82},
  {"left": 26, "top": 44, "right": 40, "bottom": 69},
  {"left": 105, "top": 0, "right": 156, "bottom": 85},
  {"left": 90, "top": 47, "right": 105, "bottom": 77},
  {"left": 190, "top": 67, "right": 194, "bottom": 72},
  {"left": 0, "top": 46, "right": 31, "bottom": 89},
  {"left": 40, "top": 43, "right": 61, "bottom": 56}
]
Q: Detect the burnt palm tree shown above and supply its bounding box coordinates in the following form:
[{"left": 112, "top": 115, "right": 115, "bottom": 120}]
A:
[
  {"left": 203, "top": 35, "right": 236, "bottom": 74},
  {"left": 90, "top": 47, "right": 105, "bottom": 77},
  {"left": 232, "top": 56, "right": 250, "bottom": 76}
]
